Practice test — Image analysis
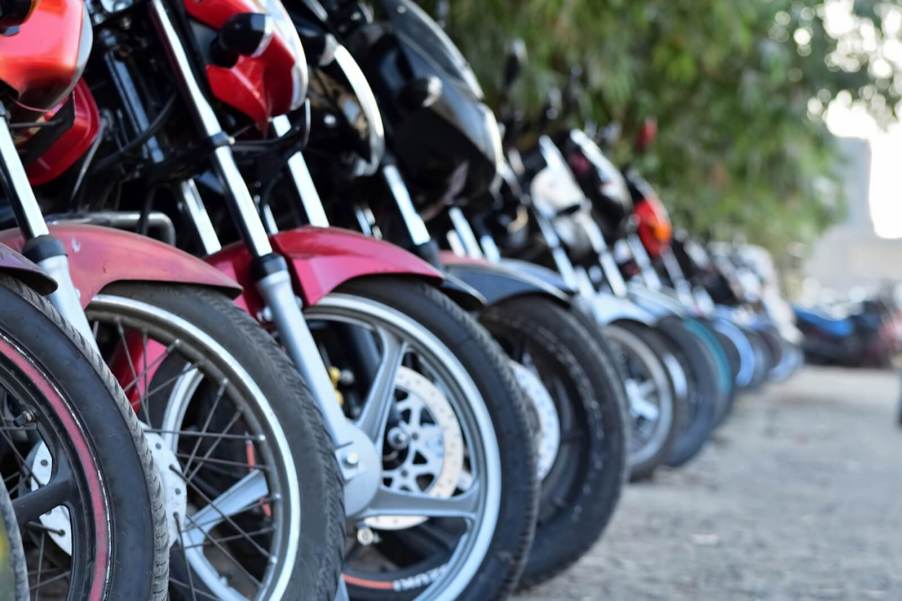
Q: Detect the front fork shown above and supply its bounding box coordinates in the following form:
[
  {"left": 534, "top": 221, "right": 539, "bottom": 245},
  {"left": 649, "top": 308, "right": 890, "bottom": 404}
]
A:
[
  {"left": 0, "top": 106, "right": 95, "bottom": 344},
  {"left": 149, "top": 0, "right": 380, "bottom": 523}
]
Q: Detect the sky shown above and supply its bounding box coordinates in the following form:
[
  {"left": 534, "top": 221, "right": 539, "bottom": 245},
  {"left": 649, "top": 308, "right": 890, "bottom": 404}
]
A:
[
  {"left": 826, "top": 104, "right": 902, "bottom": 239},
  {"left": 823, "top": 0, "right": 902, "bottom": 240}
]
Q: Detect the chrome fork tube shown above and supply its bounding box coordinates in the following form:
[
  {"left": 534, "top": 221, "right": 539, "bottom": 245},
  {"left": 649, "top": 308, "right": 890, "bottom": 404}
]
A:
[
  {"left": 447, "top": 207, "right": 483, "bottom": 259},
  {"left": 382, "top": 164, "right": 431, "bottom": 246},
  {"left": 532, "top": 210, "right": 579, "bottom": 289},
  {"left": 626, "top": 233, "right": 664, "bottom": 291},
  {"left": 149, "top": 0, "right": 368, "bottom": 469},
  {"left": 272, "top": 116, "right": 330, "bottom": 227},
  {"left": 582, "top": 218, "right": 629, "bottom": 297},
  {"left": 661, "top": 247, "right": 696, "bottom": 308},
  {"left": 0, "top": 110, "right": 95, "bottom": 344}
]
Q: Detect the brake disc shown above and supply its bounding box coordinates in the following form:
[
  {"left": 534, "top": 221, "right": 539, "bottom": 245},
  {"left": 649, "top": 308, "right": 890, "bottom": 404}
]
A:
[
  {"left": 26, "top": 430, "right": 186, "bottom": 554},
  {"left": 366, "top": 367, "right": 463, "bottom": 531}
]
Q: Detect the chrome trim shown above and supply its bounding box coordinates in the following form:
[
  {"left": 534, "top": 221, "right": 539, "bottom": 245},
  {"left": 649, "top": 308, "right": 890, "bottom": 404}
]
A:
[
  {"left": 0, "top": 117, "right": 49, "bottom": 239},
  {"left": 150, "top": 0, "right": 273, "bottom": 257},
  {"left": 447, "top": 207, "right": 483, "bottom": 258},
  {"left": 332, "top": 45, "right": 385, "bottom": 177},
  {"left": 627, "top": 234, "right": 664, "bottom": 291},
  {"left": 272, "top": 116, "right": 330, "bottom": 227},
  {"left": 179, "top": 180, "right": 222, "bottom": 254},
  {"left": 382, "top": 165, "right": 431, "bottom": 246}
]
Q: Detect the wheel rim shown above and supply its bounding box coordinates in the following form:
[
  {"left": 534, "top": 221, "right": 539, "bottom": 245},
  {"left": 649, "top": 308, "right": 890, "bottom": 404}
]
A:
[
  {"left": 87, "top": 294, "right": 301, "bottom": 601},
  {"left": 305, "top": 293, "right": 501, "bottom": 600},
  {"left": 0, "top": 333, "right": 110, "bottom": 600},
  {"left": 604, "top": 326, "right": 674, "bottom": 467}
]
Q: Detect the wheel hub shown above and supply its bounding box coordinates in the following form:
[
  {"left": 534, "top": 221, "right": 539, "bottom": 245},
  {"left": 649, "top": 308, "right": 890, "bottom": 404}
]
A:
[{"left": 366, "top": 367, "right": 463, "bottom": 531}]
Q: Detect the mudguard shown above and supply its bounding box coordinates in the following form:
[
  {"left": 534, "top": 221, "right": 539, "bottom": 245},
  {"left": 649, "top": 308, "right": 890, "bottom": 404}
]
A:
[
  {"left": 0, "top": 225, "right": 241, "bottom": 306},
  {"left": 440, "top": 252, "right": 570, "bottom": 307},
  {"left": 497, "top": 258, "right": 577, "bottom": 296},
  {"left": 0, "top": 243, "right": 56, "bottom": 294},
  {"left": 576, "top": 290, "right": 657, "bottom": 326},
  {"left": 627, "top": 283, "right": 685, "bottom": 320},
  {"left": 206, "top": 227, "right": 444, "bottom": 313}
]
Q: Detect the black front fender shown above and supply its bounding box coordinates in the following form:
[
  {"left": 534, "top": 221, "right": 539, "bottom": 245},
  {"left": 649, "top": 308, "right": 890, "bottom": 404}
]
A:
[{"left": 442, "top": 259, "right": 571, "bottom": 308}]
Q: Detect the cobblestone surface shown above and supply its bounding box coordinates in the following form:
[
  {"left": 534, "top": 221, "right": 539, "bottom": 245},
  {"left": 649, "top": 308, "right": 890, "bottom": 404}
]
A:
[{"left": 514, "top": 367, "right": 902, "bottom": 601}]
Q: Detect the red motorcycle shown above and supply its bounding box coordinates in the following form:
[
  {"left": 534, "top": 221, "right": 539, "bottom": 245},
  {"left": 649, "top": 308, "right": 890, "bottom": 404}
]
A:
[
  {"left": 16, "top": 0, "right": 540, "bottom": 599},
  {"left": 0, "top": 0, "right": 347, "bottom": 598}
]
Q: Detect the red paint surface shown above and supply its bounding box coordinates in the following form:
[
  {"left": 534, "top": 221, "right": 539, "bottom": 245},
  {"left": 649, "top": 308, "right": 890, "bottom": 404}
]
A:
[
  {"left": 0, "top": 0, "right": 90, "bottom": 111},
  {"left": 185, "top": 0, "right": 301, "bottom": 127},
  {"left": 27, "top": 81, "right": 101, "bottom": 185},
  {"left": 0, "top": 225, "right": 242, "bottom": 306},
  {"left": 0, "top": 243, "right": 56, "bottom": 293},
  {"left": 634, "top": 196, "right": 672, "bottom": 259},
  {"left": 206, "top": 227, "right": 443, "bottom": 307}
]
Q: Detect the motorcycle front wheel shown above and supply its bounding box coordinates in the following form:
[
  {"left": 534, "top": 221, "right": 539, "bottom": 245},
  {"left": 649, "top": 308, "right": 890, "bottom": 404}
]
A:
[
  {"left": 0, "top": 276, "right": 168, "bottom": 600},
  {"left": 478, "top": 296, "right": 628, "bottom": 588},
  {"left": 305, "top": 277, "right": 538, "bottom": 601},
  {"left": 87, "top": 283, "right": 345, "bottom": 601}
]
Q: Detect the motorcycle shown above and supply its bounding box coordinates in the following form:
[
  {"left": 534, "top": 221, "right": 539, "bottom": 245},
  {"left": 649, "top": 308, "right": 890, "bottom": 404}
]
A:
[
  {"left": 40, "top": 0, "right": 542, "bottom": 597},
  {"left": 1, "top": 0, "right": 349, "bottom": 597},
  {"left": 267, "top": 0, "right": 628, "bottom": 588}
]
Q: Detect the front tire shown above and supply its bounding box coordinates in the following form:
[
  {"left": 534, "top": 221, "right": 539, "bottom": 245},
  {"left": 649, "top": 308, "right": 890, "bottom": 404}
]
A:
[
  {"left": 87, "top": 284, "right": 345, "bottom": 601},
  {"left": 307, "top": 277, "right": 538, "bottom": 601},
  {"left": 478, "top": 296, "right": 627, "bottom": 588}
]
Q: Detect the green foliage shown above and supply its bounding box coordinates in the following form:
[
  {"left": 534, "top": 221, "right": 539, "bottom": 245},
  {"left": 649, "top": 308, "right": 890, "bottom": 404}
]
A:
[{"left": 426, "top": 0, "right": 902, "bottom": 256}]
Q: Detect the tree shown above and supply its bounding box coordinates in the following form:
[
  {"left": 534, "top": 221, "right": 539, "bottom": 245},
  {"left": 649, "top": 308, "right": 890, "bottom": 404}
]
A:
[{"left": 427, "top": 0, "right": 902, "bottom": 257}]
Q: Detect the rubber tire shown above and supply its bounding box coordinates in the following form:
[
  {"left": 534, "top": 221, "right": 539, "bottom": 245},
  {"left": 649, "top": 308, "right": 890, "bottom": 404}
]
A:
[
  {"left": 337, "top": 278, "right": 538, "bottom": 601},
  {"left": 95, "top": 283, "right": 345, "bottom": 601},
  {"left": 0, "top": 480, "right": 27, "bottom": 601},
  {"left": 0, "top": 276, "right": 168, "bottom": 600},
  {"left": 686, "top": 319, "right": 736, "bottom": 428},
  {"left": 658, "top": 316, "right": 720, "bottom": 468},
  {"left": 478, "top": 296, "right": 627, "bottom": 589},
  {"left": 610, "top": 320, "right": 684, "bottom": 481}
]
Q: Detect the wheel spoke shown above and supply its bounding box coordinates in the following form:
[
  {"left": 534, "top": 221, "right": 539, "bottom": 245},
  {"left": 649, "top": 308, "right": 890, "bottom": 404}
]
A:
[
  {"left": 180, "top": 470, "right": 270, "bottom": 551},
  {"left": 630, "top": 395, "right": 660, "bottom": 421},
  {"left": 362, "top": 485, "right": 480, "bottom": 521},
  {"left": 13, "top": 477, "right": 73, "bottom": 525},
  {"left": 355, "top": 331, "right": 406, "bottom": 448}
]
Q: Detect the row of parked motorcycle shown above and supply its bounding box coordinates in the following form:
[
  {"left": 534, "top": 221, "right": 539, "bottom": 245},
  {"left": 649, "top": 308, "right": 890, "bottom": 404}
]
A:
[{"left": 0, "top": 0, "right": 802, "bottom": 599}]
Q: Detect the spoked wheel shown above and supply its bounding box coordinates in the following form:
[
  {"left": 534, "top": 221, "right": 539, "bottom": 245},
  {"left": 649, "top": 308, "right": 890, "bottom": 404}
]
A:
[
  {"left": 479, "top": 297, "right": 628, "bottom": 588},
  {"left": 86, "top": 284, "right": 344, "bottom": 601},
  {"left": 0, "top": 477, "right": 27, "bottom": 601},
  {"left": 305, "top": 278, "right": 537, "bottom": 601},
  {"left": 604, "top": 322, "right": 680, "bottom": 481},
  {"left": 0, "top": 276, "right": 168, "bottom": 600}
]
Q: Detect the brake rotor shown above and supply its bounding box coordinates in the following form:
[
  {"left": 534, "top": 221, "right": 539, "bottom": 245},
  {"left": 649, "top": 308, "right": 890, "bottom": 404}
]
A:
[
  {"left": 26, "top": 430, "right": 186, "bottom": 555},
  {"left": 365, "top": 366, "right": 463, "bottom": 531},
  {"left": 509, "top": 360, "right": 560, "bottom": 480}
]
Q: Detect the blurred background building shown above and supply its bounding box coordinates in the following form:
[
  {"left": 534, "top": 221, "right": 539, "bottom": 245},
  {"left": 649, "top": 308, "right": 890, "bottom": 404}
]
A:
[{"left": 803, "top": 135, "right": 902, "bottom": 296}]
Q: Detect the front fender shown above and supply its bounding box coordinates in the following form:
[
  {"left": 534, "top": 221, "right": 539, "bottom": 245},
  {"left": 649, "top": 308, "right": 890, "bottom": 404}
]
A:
[
  {"left": 0, "top": 225, "right": 241, "bottom": 306},
  {"left": 0, "top": 243, "right": 56, "bottom": 294},
  {"left": 627, "top": 283, "right": 685, "bottom": 319},
  {"left": 575, "top": 291, "right": 657, "bottom": 327},
  {"left": 207, "top": 227, "right": 444, "bottom": 309},
  {"left": 440, "top": 253, "right": 570, "bottom": 307}
]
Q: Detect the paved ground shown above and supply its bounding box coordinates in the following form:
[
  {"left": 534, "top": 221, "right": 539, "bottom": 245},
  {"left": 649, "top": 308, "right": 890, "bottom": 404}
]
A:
[{"left": 514, "top": 366, "right": 902, "bottom": 601}]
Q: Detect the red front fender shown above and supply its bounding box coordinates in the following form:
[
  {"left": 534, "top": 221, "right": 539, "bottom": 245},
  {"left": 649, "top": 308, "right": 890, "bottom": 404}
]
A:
[
  {"left": 0, "top": 225, "right": 242, "bottom": 306},
  {"left": 206, "top": 226, "right": 443, "bottom": 312},
  {"left": 0, "top": 243, "right": 57, "bottom": 294}
]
